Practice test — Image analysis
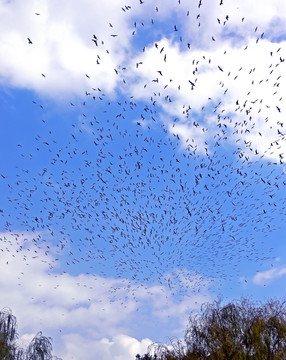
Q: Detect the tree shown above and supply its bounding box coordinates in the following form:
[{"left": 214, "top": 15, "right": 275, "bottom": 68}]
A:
[
  {"left": 0, "top": 308, "right": 61, "bottom": 360},
  {"left": 136, "top": 354, "right": 157, "bottom": 360},
  {"left": 25, "top": 332, "right": 53, "bottom": 360},
  {"left": 137, "top": 298, "right": 286, "bottom": 360},
  {"left": 0, "top": 308, "right": 18, "bottom": 360}
]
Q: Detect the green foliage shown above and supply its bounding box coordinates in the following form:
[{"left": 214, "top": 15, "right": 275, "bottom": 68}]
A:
[
  {"left": 138, "top": 298, "right": 286, "bottom": 360},
  {"left": 0, "top": 309, "right": 60, "bottom": 360}
]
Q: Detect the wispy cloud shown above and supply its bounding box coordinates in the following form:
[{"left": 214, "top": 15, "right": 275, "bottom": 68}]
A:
[
  {"left": 253, "top": 265, "right": 286, "bottom": 285},
  {"left": 0, "top": 0, "right": 132, "bottom": 97},
  {"left": 0, "top": 232, "right": 212, "bottom": 359},
  {"left": 0, "top": 0, "right": 285, "bottom": 162}
]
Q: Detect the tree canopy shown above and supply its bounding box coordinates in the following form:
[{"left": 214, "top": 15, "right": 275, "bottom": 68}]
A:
[
  {"left": 0, "top": 308, "right": 60, "bottom": 360},
  {"left": 136, "top": 297, "right": 286, "bottom": 360}
]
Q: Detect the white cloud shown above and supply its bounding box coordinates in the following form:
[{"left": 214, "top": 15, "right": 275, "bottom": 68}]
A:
[
  {"left": 0, "top": 232, "right": 212, "bottom": 359},
  {"left": 124, "top": 34, "right": 285, "bottom": 160},
  {"left": 253, "top": 265, "right": 286, "bottom": 285},
  {"left": 61, "top": 334, "right": 153, "bottom": 360},
  {"left": 0, "top": 0, "right": 133, "bottom": 98},
  {"left": 0, "top": 0, "right": 285, "bottom": 163}
]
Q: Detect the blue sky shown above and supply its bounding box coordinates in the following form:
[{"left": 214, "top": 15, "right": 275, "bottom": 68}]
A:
[{"left": 0, "top": 0, "right": 286, "bottom": 359}]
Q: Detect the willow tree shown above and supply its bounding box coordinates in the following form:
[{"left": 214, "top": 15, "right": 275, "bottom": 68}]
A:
[
  {"left": 184, "top": 298, "right": 286, "bottom": 359},
  {"left": 138, "top": 298, "right": 286, "bottom": 360},
  {"left": 25, "top": 332, "right": 53, "bottom": 360},
  {"left": 0, "top": 308, "right": 61, "bottom": 360},
  {"left": 0, "top": 308, "right": 18, "bottom": 360}
]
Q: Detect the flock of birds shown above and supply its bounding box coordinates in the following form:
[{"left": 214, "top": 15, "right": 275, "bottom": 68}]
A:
[{"left": 1, "top": 0, "right": 286, "bottom": 300}]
